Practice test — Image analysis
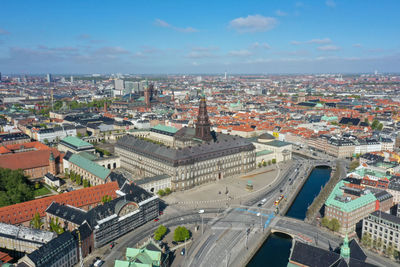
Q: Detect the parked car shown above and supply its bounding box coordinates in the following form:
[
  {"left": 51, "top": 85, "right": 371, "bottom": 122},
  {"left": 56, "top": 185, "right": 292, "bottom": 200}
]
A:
[
  {"left": 181, "top": 248, "right": 186, "bottom": 256},
  {"left": 154, "top": 218, "right": 159, "bottom": 222},
  {"left": 198, "top": 209, "right": 204, "bottom": 214}
]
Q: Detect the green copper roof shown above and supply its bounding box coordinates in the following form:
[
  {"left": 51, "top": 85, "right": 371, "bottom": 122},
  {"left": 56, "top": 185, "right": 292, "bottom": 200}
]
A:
[
  {"left": 114, "top": 260, "right": 151, "bottom": 267},
  {"left": 151, "top": 124, "right": 178, "bottom": 134},
  {"left": 68, "top": 154, "right": 110, "bottom": 180},
  {"left": 355, "top": 168, "right": 391, "bottom": 179},
  {"left": 256, "top": 150, "right": 273, "bottom": 156},
  {"left": 321, "top": 115, "right": 338, "bottom": 121},
  {"left": 125, "top": 247, "right": 161, "bottom": 267},
  {"left": 61, "top": 136, "right": 93, "bottom": 149},
  {"left": 77, "top": 151, "right": 98, "bottom": 161},
  {"left": 266, "top": 140, "right": 291, "bottom": 147},
  {"left": 325, "top": 181, "right": 376, "bottom": 213},
  {"left": 340, "top": 234, "right": 350, "bottom": 258}
]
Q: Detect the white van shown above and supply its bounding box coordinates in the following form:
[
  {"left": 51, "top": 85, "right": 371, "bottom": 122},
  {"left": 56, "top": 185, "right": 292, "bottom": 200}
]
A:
[{"left": 261, "top": 198, "right": 267, "bottom": 204}]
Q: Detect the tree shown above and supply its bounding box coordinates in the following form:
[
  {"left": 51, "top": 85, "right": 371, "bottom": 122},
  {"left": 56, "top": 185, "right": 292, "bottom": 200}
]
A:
[
  {"left": 377, "top": 123, "right": 383, "bottom": 131},
  {"left": 34, "top": 182, "right": 40, "bottom": 190},
  {"left": 43, "top": 138, "right": 49, "bottom": 145},
  {"left": 77, "top": 132, "right": 82, "bottom": 138},
  {"left": 376, "top": 238, "right": 383, "bottom": 252},
  {"left": 361, "top": 233, "right": 372, "bottom": 247},
  {"left": 158, "top": 189, "right": 166, "bottom": 196},
  {"left": 173, "top": 226, "right": 190, "bottom": 242},
  {"left": 349, "top": 160, "right": 360, "bottom": 171},
  {"left": 76, "top": 174, "right": 82, "bottom": 185},
  {"left": 364, "top": 118, "right": 369, "bottom": 126},
  {"left": 321, "top": 217, "right": 330, "bottom": 228},
  {"left": 272, "top": 159, "right": 277, "bottom": 164},
  {"left": 0, "top": 168, "right": 34, "bottom": 207},
  {"left": 154, "top": 225, "right": 167, "bottom": 241},
  {"left": 101, "top": 195, "right": 112, "bottom": 204},
  {"left": 83, "top": 179, "right": 89, "bottom": 188},
  {"left": 262, "top": 161, "right": 267, "bottom": 167},
  {"left": 371, "top": 119, "right": 379, "bottom": 129},
  {"left": 165, "top": 188, "right": 171, "bottom": 195},
  {"left": 49, "top": 217, "right": 64, "bottom": 234},
  {"left": 385, "top": 244, "right": 395, "bottom": 258},
  {"left": 30, "top": 212, "right": 43, "bottom": 229},
  {"left": 258, "top": 163, "right": 262, "bottom": 168}
]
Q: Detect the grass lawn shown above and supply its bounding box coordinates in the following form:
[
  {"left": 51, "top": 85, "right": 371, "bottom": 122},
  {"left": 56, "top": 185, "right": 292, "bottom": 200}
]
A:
[{"left": 33, "top": 185, "right": 52, "bottom": 197}]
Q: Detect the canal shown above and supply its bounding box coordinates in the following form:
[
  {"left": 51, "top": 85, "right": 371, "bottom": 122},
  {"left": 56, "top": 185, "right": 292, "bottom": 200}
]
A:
[{"left": 247, "top": 166, "right": 332, "bottom": 267}]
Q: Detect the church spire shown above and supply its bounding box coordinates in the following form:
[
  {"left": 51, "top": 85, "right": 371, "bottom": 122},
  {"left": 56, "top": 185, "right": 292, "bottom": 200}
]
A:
[
  {"left": 195, "top": 95, "right": 213, "bottom": 142},
  {"left": 340, "top": 234, "right": 350, "bottom": 261}
]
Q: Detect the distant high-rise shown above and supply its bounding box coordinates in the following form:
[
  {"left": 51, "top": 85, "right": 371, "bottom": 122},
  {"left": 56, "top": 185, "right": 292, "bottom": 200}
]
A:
[
  {"left": 0, "top": 72, "right": 2, "bottom": 82},
  {"left": 46, "top": 73, "right": 52, "bottom": 83},
  {"left": 114, "top": 79, "right": 124, "bottom": 90},
  {"left": 70, "top": 76, "right": 74, "bottom": 83},
  {"left": 224, "top": 71, "right": 227, "bottom": 80}
]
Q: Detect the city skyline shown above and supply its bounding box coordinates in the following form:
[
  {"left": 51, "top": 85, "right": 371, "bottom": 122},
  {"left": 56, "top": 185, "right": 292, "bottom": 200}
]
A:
[{"left": 0, "top": 0, "right": 399, "bottom": 74}]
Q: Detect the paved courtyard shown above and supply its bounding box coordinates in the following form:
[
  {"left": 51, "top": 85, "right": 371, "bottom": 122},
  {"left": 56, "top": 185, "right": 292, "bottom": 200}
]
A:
[{"left": 163, "top": 161, "right": 292, "bottom": 209}]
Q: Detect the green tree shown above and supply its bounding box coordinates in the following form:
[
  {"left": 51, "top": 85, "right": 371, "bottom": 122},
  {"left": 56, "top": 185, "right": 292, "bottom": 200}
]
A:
[
  {"left": 349, "top": 160, "right": 360, "bottom": 171},
  {"left": 258, "top": 163, "right": 262, "bottom": 168},
  {"left": 321, "top": 217, "right": 330, "bottom": 228},
  {"left": 76, "top": 174, "right": 82, "bottom": 185},
  {"left": 377, "top": 123, "right": 383, "bottom": 131},
  {"left": 77, "top": 132, "right": 82, "bottom": 138},
  {"left": 49, "top": 217, "right": 64, "bottom": 234},
  {"left": 101, "top": 195, "right": 112, "bottom": 204},
  {"left": 173, "top": 226, "right": 190, "bottom": 242},
  {"left": 30, "top": 212, "right": 43, "bottom": 229},
  {"left": 371, "top": 119, "right": 379, "bottom": 129},
  {"left": 364, "top": 118, "right": 369, "bottom": 126},
  {"left": 83, "top": 179, "right": 89, "bottom": 188},
  {"left": 43, "top": 138, "right": 49, "bottom": 145},
  {"left": 34, "top": 182, "right": 40, "bottom": 190},
  {"left": 158, "top": 189, "right": 166, "bottom": 196},
  {"left": 165, "top": 188, "right": 171, "bottom": 195},
  {"left": 376, "top": 238, "right": 383, "bottom": 252},
  {"left": 386, "top": 244, "right": 395, "bottom": 258},
  {"left": 262, "top": 161, "right": 267, "bottom": 167},
  {"left": 272, "top": 159, "right": 277, "bottom": 164},
  {"left": 154, "top": 225, "right": 167, "bottom": 241},
  {"left": 361, "top": 233, "right": 372, "bottom": 247},
  {"left": 0, "top": 168, "right": 34, "bottom": 207}
]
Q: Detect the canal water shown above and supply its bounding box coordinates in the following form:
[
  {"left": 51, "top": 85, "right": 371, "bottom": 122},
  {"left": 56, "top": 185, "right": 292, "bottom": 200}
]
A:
[{"left": 247, "top": 166, "right": 332, "bottom": 267}]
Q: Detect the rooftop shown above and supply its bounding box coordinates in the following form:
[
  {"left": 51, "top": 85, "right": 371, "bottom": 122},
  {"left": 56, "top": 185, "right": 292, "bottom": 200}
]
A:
[
  {"left": 68, "top": 153, "right": 111, "bottom": 180},
  {"left": 60, "top": 136, "right": 93, "bottom": 149}
]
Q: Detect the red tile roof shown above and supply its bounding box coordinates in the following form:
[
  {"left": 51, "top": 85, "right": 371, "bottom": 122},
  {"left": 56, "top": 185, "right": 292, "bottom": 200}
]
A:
[
  {"left": 0, "top": 148, "right": 63, "bottom": 170},
  {"left": 0, "top": 181, "right": 119, "bottom": 225}
]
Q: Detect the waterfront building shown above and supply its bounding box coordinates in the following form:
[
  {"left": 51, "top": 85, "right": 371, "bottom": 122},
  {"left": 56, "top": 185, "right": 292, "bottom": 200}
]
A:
[
  {"left": 362, "top": 210, "right": 400, "bottom": 251},
  {"left": 325, "top": 180, "right": 393, "bottom": 234},
  {"left": 288, "top": 237, "right": 376, "bottom": 266},
  {"left": 115, "top": 96, "right": 256, "bottom": 191}
]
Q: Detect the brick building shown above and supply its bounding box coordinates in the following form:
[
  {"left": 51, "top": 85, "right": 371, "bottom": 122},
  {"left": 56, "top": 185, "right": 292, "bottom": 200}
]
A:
[{"left": 0, "top": 182, "right": 119, "bottom": 226}]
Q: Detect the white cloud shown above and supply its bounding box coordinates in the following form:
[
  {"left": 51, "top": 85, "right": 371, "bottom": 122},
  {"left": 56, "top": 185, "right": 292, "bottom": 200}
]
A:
[
  {"left": 317, "top": 45, "right": 340, "bottom": 51},
  {"left": 291, "top": 38, "right": 332, "bottom": 45},
  {"left": 326, "top": 0, "right": 336, "bottom": 7},
  {"left": 0, "top": 28, "right": 10, "bottom": 35},
  {"left": 275, "top": 10, "right": 287, "bottom": 16},
  {"left": 154, "top": 19, "right": 197, "bottom": 33},
  {"left": 228, "top": 50, "right": 252, "bottom": 57},
  {"left": 229, "top": 15, "right": 277, "bottom": 33},
  {"left": 251, "top": 42, "right": 271, "bottom": 49},
  {"left": 352, "top": 43, "right": 362, "bottom": 48}
]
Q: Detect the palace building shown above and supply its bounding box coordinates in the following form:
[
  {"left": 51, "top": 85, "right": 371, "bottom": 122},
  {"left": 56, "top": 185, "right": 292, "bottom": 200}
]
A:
[{"left": 115, "top": 95, "right": 256, "bottom": 191}]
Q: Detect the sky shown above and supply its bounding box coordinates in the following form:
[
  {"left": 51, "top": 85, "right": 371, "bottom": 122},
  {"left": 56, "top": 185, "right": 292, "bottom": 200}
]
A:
[{"left": 0, "top": 0, "right": 399, "bottom": 74}]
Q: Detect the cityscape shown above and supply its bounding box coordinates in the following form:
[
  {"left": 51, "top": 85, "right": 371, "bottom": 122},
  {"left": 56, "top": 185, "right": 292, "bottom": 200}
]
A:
[{"left": 1, "top": 1, "right": 400, "bottom": 267}]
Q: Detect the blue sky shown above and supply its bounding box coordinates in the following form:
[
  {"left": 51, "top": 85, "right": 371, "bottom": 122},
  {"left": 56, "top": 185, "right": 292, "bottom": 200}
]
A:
[{"left": 0, "top": 0, "right": 399, "bottom": 74}]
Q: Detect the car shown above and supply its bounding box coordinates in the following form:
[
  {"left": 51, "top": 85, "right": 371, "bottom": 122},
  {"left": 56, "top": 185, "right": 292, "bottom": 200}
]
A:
[
  {"left": 110, "top": 242, "right": 115, "bottom": 249},
  {"left": 94, "top": 260, "right": 105, "bottom": 267},
  {"left": 261, "top": 198, "right": 267, "bottom": 203},
  {"left": 159, "top": 211, "right": 164, "bottom": 215},
  {"left": 181, "top": 248, "right": 186, "bottom": 256},
  {"left": 198, "top": 209, "right": 204, "bottom": 214},
  {"left": 257, "top": 203, "right": 262, "bottom": 207},
  {"left": 279, "top": 189, "right": 283, "bottom": 193},
  {"left": 256, "top": 212, "right": 261, "bottom": 216},
  {"left": 154, "top": 218, "right": 159, "bottom": 222}
]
